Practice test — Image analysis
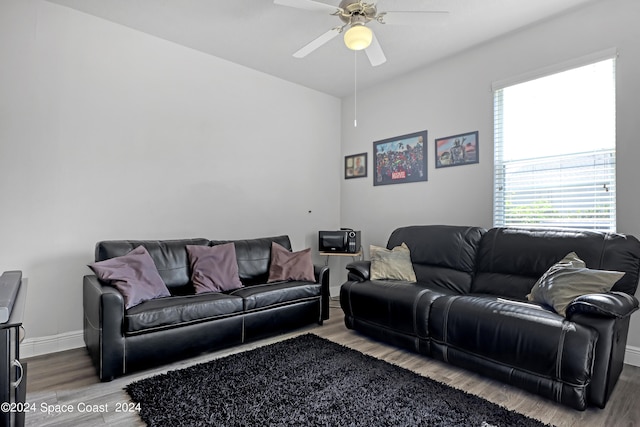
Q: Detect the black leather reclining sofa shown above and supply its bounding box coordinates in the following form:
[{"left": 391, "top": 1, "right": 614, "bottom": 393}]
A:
[
  {"left": 340, "top": 225, "right": 640, "bottom": 410},
  {"left": 83, "top": 235, "right": 329, "bottom": 381}
]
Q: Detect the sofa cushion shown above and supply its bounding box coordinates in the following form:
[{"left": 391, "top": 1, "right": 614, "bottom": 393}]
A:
[
  {"left": 230, "top": 281, "right": 321, "bottom": 311},
  {"left": 370, "top": 243, "right": 417, "bottom": 282},
  {"left": 267, "top": 242, "right": 315, "bottom": 283},
  {"left": 528, "top": 252, "right": 624, "bottom": 316},
  {"left": 89, "top": 245, "right": 171, "bottom": 309},
  {"left": 473, "top": 227, "right": 640, "bottom": 298},
  {"left": 341, "top": 280, "right": 454, "bottom": 336},
  {"left": 124, "top": 293, "right": 244, "bottom": 334},
  {"left": 211, "top": 236, "right": 292, "bottom": 286},
  {"left": 95, "top": 238, "right": 210, "bottom": 295},
  {"left": 387, "top": 225, "right": 485, "bottom": 293},
  {"left": 429, "top": 295, "right": 597, "bottom": 386},
  {"left": 186, "top": 243, "right": 243, "bottom": 293}
]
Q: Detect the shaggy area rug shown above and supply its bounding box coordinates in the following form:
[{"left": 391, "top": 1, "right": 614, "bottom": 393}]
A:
[{"left": 126, "top": 334, "right": 549, "bottom": 426}]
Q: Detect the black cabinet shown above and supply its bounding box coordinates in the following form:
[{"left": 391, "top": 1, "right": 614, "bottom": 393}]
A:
[{"left": 0, "top": 277, "right": 27, "bottom": 427}]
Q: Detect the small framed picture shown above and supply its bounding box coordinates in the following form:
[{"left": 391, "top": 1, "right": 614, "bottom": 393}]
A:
[
  {"left": 373, "top": 130, "right": 427, "bottom": 186},
  {"left": 345, "top": 153, "right": 367, "bottom": 179},
  {"left": 435, "top": 131, "right": 479, "bottom": 168}
]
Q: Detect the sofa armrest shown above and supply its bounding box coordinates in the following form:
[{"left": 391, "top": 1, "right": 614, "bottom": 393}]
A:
[
  {"left": 566, "top": 292, "right": 639, "bottom": 319},
  {"left": 83, "top": 275, "right": 126, "bottom": 381},
  {"left": 314, "top": 264, "right": 330, "bottom": 320},
  {"left": 346, "top": 261, "right": 371, "bottom": 282},
  {"left": 567, "top": 292, "right": 639, "bottom": 408}
]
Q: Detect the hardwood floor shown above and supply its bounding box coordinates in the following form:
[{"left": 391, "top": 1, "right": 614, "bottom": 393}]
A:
[{"left": 23, "top": 306, "right": 640, "bottom": 426}]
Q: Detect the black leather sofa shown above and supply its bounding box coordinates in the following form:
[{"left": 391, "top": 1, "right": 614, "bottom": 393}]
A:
[
  {"left": 340, "top": 225, "right": 640, "bottom": 410},
  {"left": 83, "top": 235, "right": 329, "bottom": 381}
]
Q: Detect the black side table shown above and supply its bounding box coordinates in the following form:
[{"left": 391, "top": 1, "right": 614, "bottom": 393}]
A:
[{"left": 0, "top": 272, "right": 27, "bottom": 427}]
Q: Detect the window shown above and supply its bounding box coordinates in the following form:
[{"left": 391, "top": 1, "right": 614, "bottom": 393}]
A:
[{"left": 493, "top": 54, "right": 616, "bottom": 231}]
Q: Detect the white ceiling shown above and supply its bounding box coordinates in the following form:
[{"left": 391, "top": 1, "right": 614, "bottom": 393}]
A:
[{"left": 45, "top": 0, "right": 595, "bottom": 98}]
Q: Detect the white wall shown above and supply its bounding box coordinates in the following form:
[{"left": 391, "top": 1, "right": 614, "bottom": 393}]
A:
[
  {"left": 0, "top": 0, "right": 341, "bottom": 351},
  {"left": 4, "top": 0, "right": 640, "bottom": 358},
  {"left": 340, "top": 0, "right": 640, "bottom": 353}
]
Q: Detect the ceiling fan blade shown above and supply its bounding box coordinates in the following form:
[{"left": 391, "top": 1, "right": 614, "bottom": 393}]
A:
[
  {"left": 274, "top": 0, "right": 340, "bottom": 13},
  {"left": 293, "top": 28, "right": 341, "bottom": 58},
  {"left": 379, "top": 11, "right": 449, "bottom": 26},
  {"left": 365, "top": 32, "right": 386, "bottom": 67}
]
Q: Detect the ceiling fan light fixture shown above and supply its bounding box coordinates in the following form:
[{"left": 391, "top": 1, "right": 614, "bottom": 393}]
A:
[{"left": 344, "top": 23, "right": 373, "bottom": 51}]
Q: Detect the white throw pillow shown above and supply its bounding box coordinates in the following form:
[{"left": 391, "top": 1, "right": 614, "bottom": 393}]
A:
[
  {"left": 370, "top": 242, "right": 417, "bottom": 282},
  {"left": 527, "top": 252, "right": 624, "bottom": 316}
]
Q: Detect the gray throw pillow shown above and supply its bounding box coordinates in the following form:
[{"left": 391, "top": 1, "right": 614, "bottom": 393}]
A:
[
  {"left": 267, "top": 242, "right": 316, "bottom": 283},
  {"left": 527, "top": 251, "right": 624, "bottom": 316},
  {"left": 89, "top": 245, "right": 171, "bottom": 309},
  {"left": 186, "top": 243, "right": 243, "bottom": 293},
  {"left": 370, "top": 242, "right": 417, "bottom": 282}
]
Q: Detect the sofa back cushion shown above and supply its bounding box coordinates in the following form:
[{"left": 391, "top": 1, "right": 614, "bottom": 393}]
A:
[
  {"left": 210, "top": 235, "right": 292, "bottom": 286},
  {"left": 95, "top": 238, "right": 210, "bottom": 294},
  {"left": 473, "top": 227, "right": 640, "bottom": 299},
  {"left": 387, "top": 225, "right": 486, "bottom": 294}
]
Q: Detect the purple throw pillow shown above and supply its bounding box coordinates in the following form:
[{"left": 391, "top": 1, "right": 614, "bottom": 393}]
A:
[
  {"left": 186, "top": 243, "right": 243, "bottom": 293},
  {"left": 267, "top": 242, "right": 316, "bottom": 283},
  {"left": 88, "top": 245, "right": 170, "bottom": 309}
]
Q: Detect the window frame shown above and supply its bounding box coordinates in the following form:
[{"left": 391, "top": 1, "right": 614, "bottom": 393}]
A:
[{"left": 492, "top": 50, "right": 617, "bottom": 232}]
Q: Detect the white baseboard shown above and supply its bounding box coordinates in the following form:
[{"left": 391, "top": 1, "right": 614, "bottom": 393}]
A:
[
  {"left": 624, "top": 344, "right": 640, "bottom": 367},
  {"left": 20, "top": 330, "right": 84, "bottom": 358},
  {"left": 18, "top": 329, "right": 640, "bottom": 368}
]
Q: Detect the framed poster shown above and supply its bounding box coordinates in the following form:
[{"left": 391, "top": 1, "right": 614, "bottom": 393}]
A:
[
  {"left": 435, "top": 131, "right": 479, "bottom": 168},
  {"left": 345, "top": 153, "right": 367, "bottom": 179},
  {"left": 373, "top": 130, "right": 427, "bottom": 186}
]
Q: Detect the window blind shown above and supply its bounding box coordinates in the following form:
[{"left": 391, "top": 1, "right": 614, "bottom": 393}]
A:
[{"left": 493, "top": 56, "right": 616, "bottom": 231}]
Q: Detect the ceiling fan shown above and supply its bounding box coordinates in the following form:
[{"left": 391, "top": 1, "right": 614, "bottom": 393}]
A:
[{"left": 274, "top": 0, "right": 448, "bottom": 66}]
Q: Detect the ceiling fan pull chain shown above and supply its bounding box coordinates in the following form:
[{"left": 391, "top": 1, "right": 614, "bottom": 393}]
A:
[{"left": 354, "top": 50, "right": 358, "bottom": 127}]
